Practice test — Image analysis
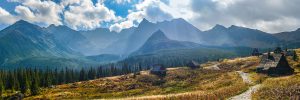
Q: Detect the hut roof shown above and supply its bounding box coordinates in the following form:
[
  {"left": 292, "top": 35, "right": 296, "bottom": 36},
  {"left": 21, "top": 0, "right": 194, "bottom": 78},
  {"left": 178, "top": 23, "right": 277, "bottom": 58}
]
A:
[
  {"left": 274, "top": 47, "right": 283, "bottom": 54},
  {"left": 151, "top": 64, "right": 166, "bottom": 71},
  {"left": 188, "top": 61, "right": 199, "bottom": 66},
  {"left": 258, "top": 54, "right": 283, "bottom": 70}
]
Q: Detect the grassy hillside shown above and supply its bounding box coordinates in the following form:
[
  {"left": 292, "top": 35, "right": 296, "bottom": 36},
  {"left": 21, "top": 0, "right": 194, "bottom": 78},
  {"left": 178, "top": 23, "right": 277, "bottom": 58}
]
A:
[
  {"left": 25, "top": 57, "right": 259, "bottom": 99},
  {"left": 251, "top": 49, "right": 300, "bottom": 99}
]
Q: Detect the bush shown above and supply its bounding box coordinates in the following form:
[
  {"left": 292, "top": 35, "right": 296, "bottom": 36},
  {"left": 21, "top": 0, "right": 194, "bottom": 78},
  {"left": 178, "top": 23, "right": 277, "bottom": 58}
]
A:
[{"left": 136, "top": 75, "right": 165, "bottom": 86}]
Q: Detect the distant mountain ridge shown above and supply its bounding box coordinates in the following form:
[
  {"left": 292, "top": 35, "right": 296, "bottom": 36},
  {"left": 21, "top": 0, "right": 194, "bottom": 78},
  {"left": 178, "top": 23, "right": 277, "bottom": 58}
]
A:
[
  {"left": 202, "top": 25, "right": 280, "bottom": 48},
  {"left": 0, "top": 20, "right": 78, "bottom": 67},
  {"left": 46, "top": 24, "right": 94, "bottom": 55},
  {"left": 122, "top": 18, "right": 204, "bottom": 55},
  {"left": 131, "top": 30, "right": 202, "bottom": 56},
  {"left": 273, "top": 28, "right": 300, "bottom": 48},
  {"left": 0, "top": 19, "right": 300, "bottom": 68}
]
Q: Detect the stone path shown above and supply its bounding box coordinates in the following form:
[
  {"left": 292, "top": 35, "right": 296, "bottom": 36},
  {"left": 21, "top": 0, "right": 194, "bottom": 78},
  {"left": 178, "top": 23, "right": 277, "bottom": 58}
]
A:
[{"left": 229, "top": 71, "right": 261, "bottom": 100}]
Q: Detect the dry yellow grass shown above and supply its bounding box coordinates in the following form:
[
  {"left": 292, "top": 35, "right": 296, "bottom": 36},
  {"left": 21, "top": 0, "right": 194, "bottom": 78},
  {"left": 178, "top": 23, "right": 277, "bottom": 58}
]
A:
[
  {"left": 252, "top": 75, "right": 300, "bottom": 100},
  {"left": 25, "top": 70, "right": 246, "bottom": 99},
  {"left": 24, "top": 56, "right": 260, "bottom": 100},
  {"left": 252, "top": 49, "right": 300, "bottom": 100}
]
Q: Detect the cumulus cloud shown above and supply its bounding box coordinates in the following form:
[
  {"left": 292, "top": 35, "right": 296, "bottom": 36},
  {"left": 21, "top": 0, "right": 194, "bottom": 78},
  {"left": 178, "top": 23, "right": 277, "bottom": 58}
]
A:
[
  {"left": 109, "top": 0, "right": 175, "bottom": 32},
  {"left": 7, "top": 0, "right": 121, "bottom": 30},
  {"left": 15, "top": 5, "right": 36, "bottom": 20},
  {"left": 114, "top": 0, "right": 132, "bottom": 4},
  {"left": 63, "top": 0, "right": 120, "bottom": 30},
  {"left": 2, "top": 0, "right": 300, "bottom": 33},
  {"left": 109, "top": 0, "right": 196, "bottom": 32},
  {"left": 111, "top": 0, "right": 300, "bottom": 33},
  {"left": 0, "top": 7, "right": 18, "bottom": 24},
  {"left": 109, "top": 20, "right": 133, "bottom": 32},
  {"left": 189, "top": 0, "right": 300, "bottom": 33},
  {"left": 9, "top": 0, "right": 64, "bottom": 26}
]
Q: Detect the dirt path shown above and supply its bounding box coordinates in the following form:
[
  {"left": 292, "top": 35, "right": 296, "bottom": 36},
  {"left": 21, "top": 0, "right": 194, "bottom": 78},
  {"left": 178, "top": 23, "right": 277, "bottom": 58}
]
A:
[
  {"left": 236, "top": 71, "right": 253, "bottom": 84},
  {"left": 106, "top": 70, "right": 260, "bottom": 100},
  {"left": 228, "top": 71, "right": 261, "bottom": 100},
  {"left": 116, "top": 91, "right": 205, "bottom": 100}
]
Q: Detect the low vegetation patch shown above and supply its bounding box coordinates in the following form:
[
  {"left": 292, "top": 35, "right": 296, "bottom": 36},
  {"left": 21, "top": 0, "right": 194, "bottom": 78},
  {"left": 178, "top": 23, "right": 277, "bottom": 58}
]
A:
[
  {"left": 25, "top": 70, "right": 246, "bottom": 99},
  {"left": 252, "top": 49, "right": 300, "bottom": 100},
  {"left": 23, "top": 56, "right": 260, "bottom": 99}
]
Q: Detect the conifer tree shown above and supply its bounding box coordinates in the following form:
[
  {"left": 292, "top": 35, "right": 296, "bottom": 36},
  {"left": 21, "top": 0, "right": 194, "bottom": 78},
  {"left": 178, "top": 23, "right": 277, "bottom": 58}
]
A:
[
  {"left": 52, "top": 68, "right": 59, "bottom": 85},
  {"left": 30, "top": 75, "right": 39, "bottom": 95},
  {"left": 138, "top": 63, "right": 142, "bottom": 72},
  {"left": 293, "top": 51, "right": 298, "bottom": 61},
  {"left": 97, "top": 67, "right": 103, "bottom": 78},
  {"left": 20, "top": 70, "right": 29, "bottom": 94},
  {"left": 0, "top": 78, "right": 4, "bottom": 97},
  {"left": 58, "top": 69, "right": 65, "bottom": 84},
  {"left": 44, "top": 69, "right": 52, "bottom": 87},
  {"left": 87, "top": 67, "right": 96, "bottom": 80},
  {"left": 79, "top": 68, "right": 86, "bottom": 81}
]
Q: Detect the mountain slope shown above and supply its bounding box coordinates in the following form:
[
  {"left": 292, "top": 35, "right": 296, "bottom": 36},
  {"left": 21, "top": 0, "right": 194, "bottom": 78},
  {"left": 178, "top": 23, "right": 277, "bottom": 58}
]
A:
[
  {"left": 157, "top": 18, "right": 203, "bottom": 43},
  {"left": 131, "top": 30, "right": 201, "bottom": 55},
  {"left": 273, "top": 28, "right": 300, "bottom": 48},
  {"left": 124, "top": 18, "right": 204, "bottom": 55},
  {"left": 80, "top": 28, "right": 118, "bottom": 49},
  {"left": 123, "top": 19, "right": 159, "bottom": 55},
  {"left": 46, "top": 25, "right": 94, "bottom": 55},
  {"left": 83, "top": 27, "right": 136, "bottom": 55},
  {"left": 202, "top": 25, "right": 280, "bottom": 48},
  {"left": 0, "top": 20, "right": 75, "bottom": 66}
]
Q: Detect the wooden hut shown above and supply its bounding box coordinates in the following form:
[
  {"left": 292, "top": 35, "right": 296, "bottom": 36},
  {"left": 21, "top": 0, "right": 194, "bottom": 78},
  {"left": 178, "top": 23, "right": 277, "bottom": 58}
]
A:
[
  {"left": 284, "top": 50, "right": 295, "bottom": 56},
  {"left": 256, "top": 53, "right": 294, "bottom": 76},
  {"left": 150, "top": 64, "right": 166, "bottom": 76},
  {"left": 186, "top": 60, "right": 200, "bottom": 69},
  {"left": 274, "top": 47, "right": 283, "bottom": 54},
  {"left": 252, "top": 48, "right": 261, "bottom": 56}
]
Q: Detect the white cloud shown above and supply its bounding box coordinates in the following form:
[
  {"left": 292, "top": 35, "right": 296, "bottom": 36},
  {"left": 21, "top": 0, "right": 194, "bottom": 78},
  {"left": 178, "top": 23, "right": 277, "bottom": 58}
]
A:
[
  {"left": 109, "top": 20, "right": 133, "bottom": 32},
  {"left": 2, "top": 0, "right": 300, "bottom": 33},
  {"left": 0, "top": 7, "right": 18, "bottom": 24},
  {"left": 114, "top": 0, "right": 132, "bottom": 4},
  {"left": 15, "top": 5, "right": 35, "bottom": 20},
  {"left": 60, "top": 0, "right": 81, "bottom": 6},
  {"left": 9, "top": 0, "right": 64, "bottom": 26},
  {"left": 63, "top": 0, "right": 120, "bottom": 30},
  {"left": 109, "top": 0, "right": 197, "bottom": 32},
  {"left": 189, "top": 0, "right": 300, "bottom": 33},
  {"left": 109, "top": 0, "right": 175, "bottom": 32},
  {"left": 111, "top": 0, "right": 300, "bottom": 33}
]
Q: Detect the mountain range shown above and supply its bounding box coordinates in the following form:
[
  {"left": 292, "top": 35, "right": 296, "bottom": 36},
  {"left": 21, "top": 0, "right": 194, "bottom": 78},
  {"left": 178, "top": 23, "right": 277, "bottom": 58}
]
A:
[
  {"left": 131, "top": 30, "right": 202, "bottom": 56},
  {"left": 0, "top": 18, "right": 299, "bottom": 68}
]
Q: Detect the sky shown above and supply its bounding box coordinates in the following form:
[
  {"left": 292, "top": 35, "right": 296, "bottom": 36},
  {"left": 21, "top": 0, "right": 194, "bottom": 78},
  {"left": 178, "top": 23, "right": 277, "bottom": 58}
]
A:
[{"left": 0, "top": 0, "right": 300, "bottom": 33}]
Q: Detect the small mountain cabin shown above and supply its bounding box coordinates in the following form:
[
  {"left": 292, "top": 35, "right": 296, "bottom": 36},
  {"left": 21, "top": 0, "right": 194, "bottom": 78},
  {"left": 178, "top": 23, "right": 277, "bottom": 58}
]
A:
[
  {"left": 150, "top": 64, "right": 166, "bottom": 76},
  {"left": 285, "top": 50, "right": 295, "bottom": 56},
  {"left": 187, "top": 61, "right": 200, "bottom": 69},
  {"left": 274, "top": 47, "right": 283, "bottom": 54},
  {"left": 256, "top": 53, "right": 294, "bottom": 76},
  {"left": 252, "top": 48, "right": 261, "bottom": 56}
]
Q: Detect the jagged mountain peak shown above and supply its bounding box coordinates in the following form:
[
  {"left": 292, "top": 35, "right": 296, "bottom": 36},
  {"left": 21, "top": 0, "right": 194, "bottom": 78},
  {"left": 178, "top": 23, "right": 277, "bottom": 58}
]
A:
[
  {"left": 14, "top": 20, "right": 30, "bottom": 24},
  {"left": 212, "top": 24, "right": 227, "bottom": 30},
  {"left": 228, "top": 25, "right": 240, "bottom": 29},
  {"left": 47, "top": 24, "right": 72, "bottom": 30},
  {"left": 141, "top": 18, "right": 150, "bottom": 23},
  {"left": 138, "top": 18, "right": 153, "bottom": 27},
  {"left": 170, "top": 18, "right": 186, "bottom": 23},
  {"left": 10, "top": 20, "right": 37, "bottom": 28},
  {"left": 147, "top": 30, "right": 169, "bottom": 41},
  {"left": 48, "top": 24, "right": 56, "bottom": 28}
]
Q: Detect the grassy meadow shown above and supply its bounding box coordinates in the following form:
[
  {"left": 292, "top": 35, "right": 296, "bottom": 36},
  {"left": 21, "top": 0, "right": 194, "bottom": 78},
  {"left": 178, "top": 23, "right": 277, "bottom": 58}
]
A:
[
  {"left": 24, "top": 57, "right": 260, "bottom": 99},
  {"left": 16, "top": 49, "right": 300, "bottom": 100},
  {"left": 252, "top": 49, "right": 300, "bottom": 99}
]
